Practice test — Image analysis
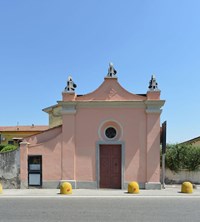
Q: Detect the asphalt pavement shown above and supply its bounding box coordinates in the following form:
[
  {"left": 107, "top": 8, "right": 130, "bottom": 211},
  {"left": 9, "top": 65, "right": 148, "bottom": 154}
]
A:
[
  {"left": 1, "top": 185, "right": 200, "bottom": 197},
  {"left": 1, "top": 186, "right": 200, "bottom": 222}
]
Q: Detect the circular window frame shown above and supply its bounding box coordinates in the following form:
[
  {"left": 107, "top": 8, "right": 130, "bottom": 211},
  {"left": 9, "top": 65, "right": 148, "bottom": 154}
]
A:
[{"left": 104, "top": 126, "right": 117, "bottom": 140}]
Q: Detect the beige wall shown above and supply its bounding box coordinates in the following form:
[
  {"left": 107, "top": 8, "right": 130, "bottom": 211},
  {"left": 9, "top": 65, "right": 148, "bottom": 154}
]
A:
[
  {"left": 49, "top": 106, "right": 62, "bottom": 128},
  {"left": 192, "top": 140, "right": 200, "bottom": 146}
]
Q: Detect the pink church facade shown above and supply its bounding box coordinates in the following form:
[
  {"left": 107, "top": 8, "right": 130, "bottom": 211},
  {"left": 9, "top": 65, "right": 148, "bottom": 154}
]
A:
[{"left": 20, "top": 65, "right": 165, "bottom": 189}]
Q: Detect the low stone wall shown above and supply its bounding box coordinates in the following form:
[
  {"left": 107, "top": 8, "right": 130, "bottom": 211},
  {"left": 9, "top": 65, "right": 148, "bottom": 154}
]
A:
[
  {"left": 165, "top": 168, "right": 200, "bottom": 184},
  {"left": 0, "top": 148, "right": 20, "bottom": 188}
]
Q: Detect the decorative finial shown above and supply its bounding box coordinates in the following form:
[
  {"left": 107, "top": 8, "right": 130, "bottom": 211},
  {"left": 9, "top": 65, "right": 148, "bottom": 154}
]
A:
[
  {"left": 107, "top": 62, "right": 117, "bottom": 77},
  {"left": 148, "top": 74, "right": 159, "bottom": 91},
  {"left": 64, "top": 75, "right": 77, "bottom": 92}
]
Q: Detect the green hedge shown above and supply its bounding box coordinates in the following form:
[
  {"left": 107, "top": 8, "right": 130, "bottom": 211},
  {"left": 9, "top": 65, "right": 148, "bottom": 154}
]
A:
[
  {"left": 164, "top": 144, "right": 200, "bottom": 172},
  {"left": 0, "top": 144, "right": 6, "bottom": 152},
  {"left": 0, "top": 145, "right": 17, "bottom": 153}
]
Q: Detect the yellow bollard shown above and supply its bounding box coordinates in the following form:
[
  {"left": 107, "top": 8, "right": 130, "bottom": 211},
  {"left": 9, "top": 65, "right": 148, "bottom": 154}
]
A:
[
  {"left": 181, "top": 182, "right": 193, "bottom": 194},
  {"left": 0, "top": 183, "right": 2, "bottom": 194},
  {"left": 128, "top": 181, "right": 139, "bottom": 194},
  {"left": 60, "top": 182, "right": 72, "bottom": 195}
]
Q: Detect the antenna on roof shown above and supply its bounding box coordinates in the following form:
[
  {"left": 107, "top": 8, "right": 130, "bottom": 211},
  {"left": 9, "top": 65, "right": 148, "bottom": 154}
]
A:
[{"left": 17, "top": 122, "right": 19, "bottom": 130}]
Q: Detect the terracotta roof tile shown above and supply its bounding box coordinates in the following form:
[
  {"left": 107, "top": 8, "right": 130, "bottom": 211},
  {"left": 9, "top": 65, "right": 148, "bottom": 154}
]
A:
[{"left": 0, "top": 125, "right": 49, "bottom": 132}]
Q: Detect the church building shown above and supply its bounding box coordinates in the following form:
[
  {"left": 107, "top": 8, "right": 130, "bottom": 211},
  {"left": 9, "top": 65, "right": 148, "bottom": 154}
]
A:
[{"left": 20, "top": 63, "right": 165, "bottom": 189}]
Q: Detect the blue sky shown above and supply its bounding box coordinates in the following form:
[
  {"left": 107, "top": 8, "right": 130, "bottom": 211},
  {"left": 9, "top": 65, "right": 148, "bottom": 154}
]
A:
[{"left": 0, "top": 0, "right": 200, "bottom": 143}]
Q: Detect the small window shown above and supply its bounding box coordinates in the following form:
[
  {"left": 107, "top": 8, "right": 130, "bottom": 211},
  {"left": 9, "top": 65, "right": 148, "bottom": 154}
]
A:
[
  {"left": 105, "top": 127, "right": 117, "bottom": 139},
  {"left": 29, "top": 156, "right": 41, "bottom": 171},
  {"left": 8, "top": 140, "right": 14, "bottom": 145}
]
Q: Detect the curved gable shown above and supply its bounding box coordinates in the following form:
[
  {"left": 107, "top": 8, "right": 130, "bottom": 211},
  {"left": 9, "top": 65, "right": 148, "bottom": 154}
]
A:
[{"left": 76, "top": 77, "right": 146, "bottom": 101}]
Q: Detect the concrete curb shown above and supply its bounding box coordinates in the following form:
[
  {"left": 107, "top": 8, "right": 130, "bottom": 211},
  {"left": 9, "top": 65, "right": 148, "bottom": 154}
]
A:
[{"left": 0, "top": 186, "right": 200, "bottom": 197}]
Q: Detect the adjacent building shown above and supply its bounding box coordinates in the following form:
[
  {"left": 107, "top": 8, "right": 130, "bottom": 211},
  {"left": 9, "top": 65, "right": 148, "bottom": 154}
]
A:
[
  {"left": 181, "top": 136, "right": 200, "bottom": 146},
  {"left": 0, "top": 125, "right": 48, "bottom": 146}
]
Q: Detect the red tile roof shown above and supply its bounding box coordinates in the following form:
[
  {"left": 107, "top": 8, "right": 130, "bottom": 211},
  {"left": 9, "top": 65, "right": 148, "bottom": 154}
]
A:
[{"left": 0, "top": 125, "right": 49, "bottom": 132}]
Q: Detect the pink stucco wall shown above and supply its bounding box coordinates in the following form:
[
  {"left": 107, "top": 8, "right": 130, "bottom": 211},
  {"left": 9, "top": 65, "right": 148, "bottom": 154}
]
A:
[
  {"left": 62, "top": 114, "right": 76, "bottom": 180},
  {"left": 74, "top": 106, "right": 160, "bottom": 183},
  {"left": 75, "top": 107, "right": 147, "bottom": 182},
  {"left": 20, "top": 77, "right": 164, "bottom": 188},
  {"left": 21, "top": 126, "right": 62, "bottom": 182},
  {"left": 146, "top": 113, "right": 161, "bottom": 182}
]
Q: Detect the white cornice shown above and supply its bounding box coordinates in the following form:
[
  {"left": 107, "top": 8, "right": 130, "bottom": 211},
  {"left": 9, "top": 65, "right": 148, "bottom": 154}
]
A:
[
  {"left": 145, "top": 100, "right": 165, "bottom": 114},
  {"left": 58, "top": 100, "right": 146, "bottom": 109},
  {"left": 48, "top": 100, "right": 165, "bottom": 114},
  {"left": 61, "top": 104, "right": 77, "bottom": 115},
  {"left": 42, "top": 104, "right": 60, "bottom": 113}
]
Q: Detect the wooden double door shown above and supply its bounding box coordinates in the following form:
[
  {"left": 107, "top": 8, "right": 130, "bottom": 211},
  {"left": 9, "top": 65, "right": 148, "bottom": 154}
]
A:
[{"left": 100, "top": 145, "right": 121, "bottom": 189}]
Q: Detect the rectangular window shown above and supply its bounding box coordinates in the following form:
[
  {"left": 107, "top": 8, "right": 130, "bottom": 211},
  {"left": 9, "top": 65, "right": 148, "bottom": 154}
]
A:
[{"left": 8, "top": 140, "right": 14, "bottom": 145}]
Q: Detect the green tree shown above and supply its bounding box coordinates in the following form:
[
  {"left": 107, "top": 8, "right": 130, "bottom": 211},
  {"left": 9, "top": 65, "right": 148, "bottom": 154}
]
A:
[{"left": 165, "top": 144, "right": 200, "bottom": 172}]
